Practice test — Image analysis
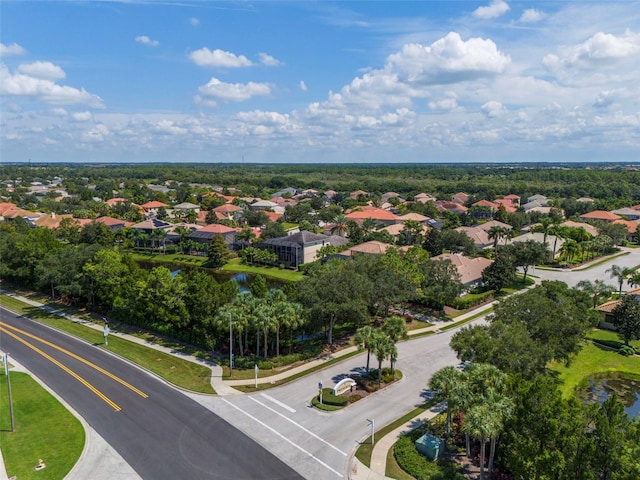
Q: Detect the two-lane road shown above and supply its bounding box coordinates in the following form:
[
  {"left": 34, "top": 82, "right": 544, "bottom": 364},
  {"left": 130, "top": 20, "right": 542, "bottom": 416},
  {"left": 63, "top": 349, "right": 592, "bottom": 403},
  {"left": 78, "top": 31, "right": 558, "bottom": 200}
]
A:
[{"left": 0, "top": 307, "right": 302, "bottom": 480}]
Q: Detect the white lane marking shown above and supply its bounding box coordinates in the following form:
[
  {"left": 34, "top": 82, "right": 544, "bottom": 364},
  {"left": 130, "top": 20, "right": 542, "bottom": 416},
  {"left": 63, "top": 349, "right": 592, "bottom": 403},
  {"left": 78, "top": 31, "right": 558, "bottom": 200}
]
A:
[
  {"left": 260, "top": 393, "right": 296, "bottom": 413},
  {"left": 221, "top": 398, "right": 343, "bottom": 478},
  {"left": 249, "top": 396, "right": 347, "bottom": 457}
]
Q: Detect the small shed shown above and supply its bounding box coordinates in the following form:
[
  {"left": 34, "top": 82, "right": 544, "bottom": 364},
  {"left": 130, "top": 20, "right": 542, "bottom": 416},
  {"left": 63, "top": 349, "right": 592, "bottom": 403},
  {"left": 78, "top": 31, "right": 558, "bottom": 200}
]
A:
[{"left": 415, "top": 433, "right": 444, "bottom": 461}]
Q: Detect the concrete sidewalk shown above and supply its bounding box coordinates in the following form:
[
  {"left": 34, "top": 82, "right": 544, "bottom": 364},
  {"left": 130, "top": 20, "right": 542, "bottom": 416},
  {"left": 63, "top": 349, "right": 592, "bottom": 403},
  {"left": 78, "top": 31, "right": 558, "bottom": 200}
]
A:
[{"left": 350, "top": 402, "right": 446, "bottom": 480}]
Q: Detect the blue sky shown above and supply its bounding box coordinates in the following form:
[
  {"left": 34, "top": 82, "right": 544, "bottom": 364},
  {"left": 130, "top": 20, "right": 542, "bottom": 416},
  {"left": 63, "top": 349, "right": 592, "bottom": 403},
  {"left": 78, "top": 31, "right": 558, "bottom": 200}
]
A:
[{"left": 1, "top": 1, "right": 639, "bottom": 164}]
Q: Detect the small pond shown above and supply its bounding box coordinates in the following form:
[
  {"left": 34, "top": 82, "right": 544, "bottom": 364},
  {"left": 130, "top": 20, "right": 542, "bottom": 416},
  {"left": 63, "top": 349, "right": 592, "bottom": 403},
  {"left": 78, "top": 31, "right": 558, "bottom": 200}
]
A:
[
  {"left": 576, "top": 372, "right": 640, "bottom": 418},
  {"left": 136, "top": 259, "right": 285, "bottom": 290}
]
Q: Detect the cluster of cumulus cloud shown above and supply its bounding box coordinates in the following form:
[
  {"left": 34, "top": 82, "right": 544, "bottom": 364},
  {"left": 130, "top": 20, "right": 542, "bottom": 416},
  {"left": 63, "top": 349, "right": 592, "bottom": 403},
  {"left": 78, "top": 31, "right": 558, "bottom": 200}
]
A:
[{"left": 1, "top": 1, "right": 639, "bottom": 162}]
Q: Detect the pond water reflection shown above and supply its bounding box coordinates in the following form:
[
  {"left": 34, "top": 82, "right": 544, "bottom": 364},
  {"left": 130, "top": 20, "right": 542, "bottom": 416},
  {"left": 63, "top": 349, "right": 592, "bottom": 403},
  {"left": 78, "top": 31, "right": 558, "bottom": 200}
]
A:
[{"left": 576, "top": 372, "right": 640, "bottom": 418}]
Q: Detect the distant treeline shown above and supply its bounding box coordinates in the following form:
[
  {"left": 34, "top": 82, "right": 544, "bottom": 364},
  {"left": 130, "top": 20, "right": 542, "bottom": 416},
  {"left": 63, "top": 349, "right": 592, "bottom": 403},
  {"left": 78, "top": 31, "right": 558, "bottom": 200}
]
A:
[{"left": 2, "top": 163, "right": 639, "bottom": 208}]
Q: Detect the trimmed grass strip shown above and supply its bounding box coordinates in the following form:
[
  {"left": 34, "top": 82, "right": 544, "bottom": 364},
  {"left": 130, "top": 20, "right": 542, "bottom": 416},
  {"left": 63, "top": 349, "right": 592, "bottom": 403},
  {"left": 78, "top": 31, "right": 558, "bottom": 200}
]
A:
[
  {"left": 0, "top": 372, "right": 85, "bottom": 480},
  {"left": 0, "top": 295, "right": 215, "bottom": 394}
]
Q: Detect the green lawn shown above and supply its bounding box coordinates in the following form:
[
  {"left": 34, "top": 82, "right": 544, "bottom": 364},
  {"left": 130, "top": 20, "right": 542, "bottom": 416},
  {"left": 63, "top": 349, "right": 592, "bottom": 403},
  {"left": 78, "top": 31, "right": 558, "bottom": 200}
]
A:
[
  {"left": 0, "top": 295, "right": 215, "bottom": 394},
  {"left": 550, "top": 341, "right": 640, "bottom": 398},
  {"left": 0, "top": 372, "right": 85, "bottom": 480},
  {"left": 221, "top": 258, "right": 304, "bottom": 281},
  {"left": 586, "top": 328, "right": 640, "bottom": 351}
]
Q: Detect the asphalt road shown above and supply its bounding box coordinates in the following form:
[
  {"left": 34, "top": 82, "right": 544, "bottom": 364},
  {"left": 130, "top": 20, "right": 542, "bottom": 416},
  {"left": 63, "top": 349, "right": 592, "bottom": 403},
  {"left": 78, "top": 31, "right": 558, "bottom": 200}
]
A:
[
  {"left": 190, "top": 325, "right": 467, "bottom": 479},
  {"left": 0, "top": 307, "right": 303, "bottom": 480}
]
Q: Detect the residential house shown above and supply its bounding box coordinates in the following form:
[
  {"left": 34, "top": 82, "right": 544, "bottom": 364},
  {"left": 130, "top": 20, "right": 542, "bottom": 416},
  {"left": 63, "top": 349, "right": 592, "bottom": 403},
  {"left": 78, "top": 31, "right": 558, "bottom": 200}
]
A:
[
  {"left": 140, "top": 201, "right": 169, "bottom": 217},
  {"left": 560, "top": 221, "right": 599, "bottom": 237},
  {"left": 345, "top": 206, "right": 400, "bottom": 226},
  {"left": 436, "top": 201, "right": 468, "bottom": 214},
  {"left": 476, "top": 220, "right": 513, "bottom": 233},
  {"left": 381, "top": 192, "right": 404, "bottom": 204},
  {"left": 105, "top": 197, "right": 128, "bottom": 207},
  {"left": 259, "top": 231, "right": 348, "bottom": 268},
  {"left": 413, "top": 193, "right": 437, "bottom": 204},
  {"left": 188, "top": 224, "right": 237, "bottom": 247},
  {"left": 613, "top": 219, "right": 639, "bottom": 235},
  {"left": 579, "top": 210, "right": 622, "bottom": 223},
  {"left": 270, "top": 187, "right": 299, "bottom": 198},
  {"left": 398, "top": 213, "right": 430, "bottom": 225},
  {"left": 451, "top": 192, "right": 470, "bottom": 205},
  {"left": 250, "top": 199, "right": 284, "bottom": 214},
  {"left": 211, "top": 203, "right": 243, "bottom": 221},
  {"left": 130, "top": 218, "right": 172, "bottom": 235},
  {"left": 349, "top": 190, "right": 369, "bottom": 200},
  {"left": 33, "top": 213, "right": 74, "bottom": 229},
  {"left": 470, "top": 200, "right": 498, "bottom": 219},
  {"left": 334, "top": 240, "right": 402, "bottom": 258},
  {"left": 510, "top": 231, "right": 564, "bottom": 258},
  {"left": 611, "top": 207, "right": 640, "bottom": 221},
  {"left": 270, "top": 196, "right": 298, "bottom": 209},
  {"left": 455, "top": 226, "right": 493, "bottom": 250},
  {"left": 596, "top": 287, "right": 640, "bottom": 330},
  {"left": 527, "top": 194, "right": 549, "bottom": 205},
  {"left": 432, "top": 253, "right": 493, "bottom": 288},
  {"left": 173, "top": 202, "right": 201, "bottom": 214}
]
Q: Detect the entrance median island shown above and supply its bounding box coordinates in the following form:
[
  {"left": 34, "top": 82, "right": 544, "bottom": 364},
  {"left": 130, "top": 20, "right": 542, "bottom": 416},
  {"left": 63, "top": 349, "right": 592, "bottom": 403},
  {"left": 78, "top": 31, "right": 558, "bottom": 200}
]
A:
[{"left": 311, "top": 369, "right": 402, "bottom": 411}]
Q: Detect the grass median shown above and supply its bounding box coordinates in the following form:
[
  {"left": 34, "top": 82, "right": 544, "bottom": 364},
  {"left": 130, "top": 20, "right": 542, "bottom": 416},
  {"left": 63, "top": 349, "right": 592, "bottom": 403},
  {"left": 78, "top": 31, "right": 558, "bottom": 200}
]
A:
[
  {"left": 0, "top": 295, "right": 215, "bottom": 394},
  {"left": 0, "top": 371, "right": 85, "bottom": 480}
]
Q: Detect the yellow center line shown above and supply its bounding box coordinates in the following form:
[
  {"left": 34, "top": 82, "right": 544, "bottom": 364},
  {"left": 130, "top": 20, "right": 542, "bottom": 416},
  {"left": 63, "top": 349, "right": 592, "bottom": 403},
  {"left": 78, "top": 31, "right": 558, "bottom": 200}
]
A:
[
  {"left": 0, "top": 321, "right": 148, "bottom": 399},
  {"left": 0, "top": 326, "right": 121, "bottom": 412}
]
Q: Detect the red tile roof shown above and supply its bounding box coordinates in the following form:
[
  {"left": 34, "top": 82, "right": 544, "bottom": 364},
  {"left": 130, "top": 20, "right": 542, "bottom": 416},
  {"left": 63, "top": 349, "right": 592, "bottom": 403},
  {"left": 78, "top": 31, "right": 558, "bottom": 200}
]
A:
[
  {"left": 613, "top": 219, "right": 640, "bottom": 233},
  {"left": 140, "top": 201, "right": 169, "bottom": 209},
  {"left": 345, "top": 206, "right": 399, "bottom": 222},
  {"left": 580, "top": 210, "right": 622, "bottom": 222},
  {"left": 197, "top": 224, "right": 236, "bottom": 234}
]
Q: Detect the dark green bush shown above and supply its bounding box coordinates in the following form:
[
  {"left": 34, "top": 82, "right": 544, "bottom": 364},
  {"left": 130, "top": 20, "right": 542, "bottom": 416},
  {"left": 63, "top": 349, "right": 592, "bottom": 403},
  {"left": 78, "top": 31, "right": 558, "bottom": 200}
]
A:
[
  {"left": 320, "top": 388, "right": 348, "bottom": 406},
  {"left": 451, "top": 290, "right": 493, "bottom": 309},
  {"left": 619, "top": 345, "right": 636, "bottom": 356}
]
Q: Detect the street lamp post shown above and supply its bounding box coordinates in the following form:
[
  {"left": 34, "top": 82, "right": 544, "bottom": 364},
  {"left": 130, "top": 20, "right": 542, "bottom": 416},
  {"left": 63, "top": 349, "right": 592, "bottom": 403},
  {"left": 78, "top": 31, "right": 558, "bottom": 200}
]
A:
[
  {"left": 367, "top": 418, "right": 375, "bottom": 444},
  {"left": 318, "top": 380, "right": 323, "bottom": 404}
]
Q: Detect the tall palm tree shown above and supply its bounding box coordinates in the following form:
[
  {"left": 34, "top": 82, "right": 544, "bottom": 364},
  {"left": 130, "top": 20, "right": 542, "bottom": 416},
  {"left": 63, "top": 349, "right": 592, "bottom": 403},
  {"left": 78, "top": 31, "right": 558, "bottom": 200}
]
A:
[
  {"left": 463, "top": 404, "right": 496, "bottom": 480},
  {"left": 576, "top": 279, "right": 615, "bottom": 309},
  {"left": 486, "top": 391, "right": 514, "bottom": 477},
  {"left": 606, "top": 264, "right": 633, "bottom": 297},
  {"left": 548, "top": 224, "right": 566, "bottom": 259},
  {"left": 628, "top": 272, "right": 640, "bottom": 290},
  {"left": 354, "top": 325, "right": 376, "bottom": 372},
  {"left": 330, "top": 214, "right": 348, "bottom": 237},
  {"left": 429, "top": 366, "right": 464, "bottom": 439},
  {"left": 371, "top": 332, "right": 394, "bottom": 382},
  {"left": 487, "top": 225, "right": 507, "bottom": 252}
]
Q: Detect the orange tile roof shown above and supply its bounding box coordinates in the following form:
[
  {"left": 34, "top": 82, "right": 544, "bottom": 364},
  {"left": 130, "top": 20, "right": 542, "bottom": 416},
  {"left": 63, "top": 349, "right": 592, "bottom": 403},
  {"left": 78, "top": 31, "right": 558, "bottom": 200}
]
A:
[
  {"left": 263, "top": 211, "right": 283, "bottom": 222},
  {"left": 345, "top": 207, "right": 399, "bottom": 222},
  {"left": 205, "top": 192, "right": 236, "bottom": 203},
  {"left": 140, "top": 200, "right": 169, "bottom": 209},
  {"left": 0, "top": 202, "right": 18, "bottom": 215},
  {"left": 580, "top": 210, "right": 622, "bottom": 221},
  {"left": 105, "top": 198, "right": 127, "bottom": 206},
  {"left": 613, "top": 219, "right": 639, "bottom": 233},
  {"left": 197, "top": 224, "right": 236, "bottom": 234}
]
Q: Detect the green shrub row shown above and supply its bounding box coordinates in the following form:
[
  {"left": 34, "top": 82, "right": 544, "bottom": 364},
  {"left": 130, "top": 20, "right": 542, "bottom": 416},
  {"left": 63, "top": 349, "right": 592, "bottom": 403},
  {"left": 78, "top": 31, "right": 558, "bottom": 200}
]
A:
[
  {"left": 394, "top": 434, "right": 440, "bottom": 480},
  {"left": 451, "top": 290, "right": 494, "bottom": 310}
]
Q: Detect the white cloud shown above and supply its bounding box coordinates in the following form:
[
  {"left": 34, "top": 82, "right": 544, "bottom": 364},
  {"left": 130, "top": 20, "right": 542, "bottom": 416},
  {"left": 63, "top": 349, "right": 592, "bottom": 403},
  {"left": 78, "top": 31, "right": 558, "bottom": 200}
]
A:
[
  {"left": 258, "top": 53, "right": 282, "bottom": 66},
  {"left": 473, "top": 0, "right": 510, "bottom": 20},
  {"left": 386, "top": 32, "right": 510, "bottom": 84},
  {"left": 481, "top": 101, "right": 506, "bottom": 117},
  {"left": 0, "top": 42, "right": 27, "bottom": 56},
  {"left": 0, "top": 64, "right": 105, "bottom": 108},
  {"left": 51, "top": 108, "right": 67, "bottom": 116},
  {"left": 428, "top": 98, "right": 460, "bottom": 111},
  {"left": 153, "top": 120, "right": 187, "bottom": 135},
  {"left": 188, "top": 48, "right": 252, "bottom": 68},
  {"left": 71, "top": 111, "right": 92, "bottom": 122},
  {"left": 196, "top": 77, "right": 271, "bottom": 104},
  {"left": 18, "top": 61, "right": 66, "bottom": 81},
  {"left": 519, "top": 9, "right": 545, "bottom": 23},
  {"left": 236, "top": 110, "right": 290, "bottom": 126},
  {"left": 190, "top": 17, "right": 199, "bottom": 27},
  {"left": 299, "top": 80, "right": 308, "bottom": 91},
  {"left": 135, "top": 35, "right": 159, "bottom": 47}
]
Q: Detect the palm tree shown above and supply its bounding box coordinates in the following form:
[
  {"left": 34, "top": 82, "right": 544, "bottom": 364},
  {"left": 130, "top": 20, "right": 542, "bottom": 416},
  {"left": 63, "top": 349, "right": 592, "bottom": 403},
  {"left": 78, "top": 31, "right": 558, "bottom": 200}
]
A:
[
  {"left": 487, "top": 225, "right": 507, "bottom": 252},
  {"left": 548, "top": 224, "right": 566, "bottom": 259},
  {"left": 463, "top": 404, "right": 496, "bottom": 480},
  {"left": 606, "top": 264, "right": 633, "bottom": 297},
  {"left": 354, "top": 326, "right": 376, "bottom": 372},
  {"left": 628, "top": 272, "right": 640, "bottom": 290},
  {"left": 362, "top": 218, "right": 377, "bottom": 236},
  {"left": 486, "top": 391, "right": 514, "bottom": 477},
  {"left": 559, "top": 239, "right": 580, "bottom": 264},
  {"left": 236, "top": 226, "right": 257, "bottom": 247},
  {"left": 371, "top": 332, "right": 394, "bottom": 382},
  {"left": 330, "top": 214, "right": 348, "bottom": 237},
  {"left": 429, "top": 366, "right": 464, "bottom": 439},
  {"left": 576, "top": 279, "right": 615, "bottom": 309}
]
